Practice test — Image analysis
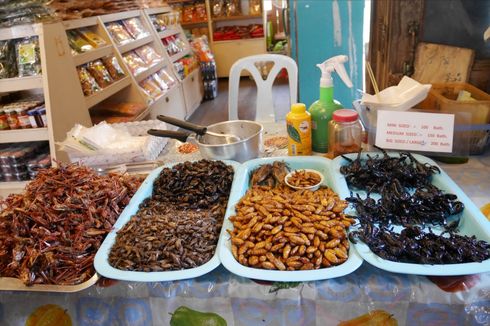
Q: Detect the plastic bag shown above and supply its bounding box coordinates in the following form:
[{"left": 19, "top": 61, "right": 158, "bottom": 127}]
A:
[
  {"left": 77, "top": 65, "right": 101, "bottom": 96},
  {"left": 152, "top": 73, "right": 169, "bottom": 91},
  {"left": 67, "top": 30, "right": 93, "bottom": 53},
  {"left": 101, "top": 56, "right": 125, "bottom": 81},
  {"left": 123, "top": 52, "right": 148, "bottom": 75},
  {"left": 16, "top": 36, "right": 41, "bottom": 77},
  {"left": 122, "top": 18, "right": 149, "bottom": 40},
  {"left": 139, "top": 76, "right": 162, "bottom": 99},
  {"left": 86, "top": 60, "right": 113, "bottom": 88},
  {"left": 106, "top": 22, "right": 133, "bottom": 45},
  {"left": 156, "top": 69, "right": 176, "bottom": 88},
  {"left": 0, "top": 40, "right": 17, "bottom": 78},
  {"left": 135, "top": 45, "right": 162, "bottom": 65},
  {"left": 78, "top": 28, "right": 106, "bottom": 48}
]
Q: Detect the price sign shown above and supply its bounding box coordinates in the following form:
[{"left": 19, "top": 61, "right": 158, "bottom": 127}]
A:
[{"left": 375, "top": 110, "right": 455, "bottom": 152}]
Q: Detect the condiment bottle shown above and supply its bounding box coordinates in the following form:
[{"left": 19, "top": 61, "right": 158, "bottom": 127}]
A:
[
  {"left": 286, "top": 103, "right": 312, "bottom": 156},
  {"left": 5, "top": 109, "right": 20, "bottom": 129},
  {"left": 16, "top": 108, "right": 32, "bottom": 129},
  {"left": 0, "top": 110, "right": 9, "bottom": 130},
  {"left": 327, "top": 109, "right": 362, "bottom": 158}
]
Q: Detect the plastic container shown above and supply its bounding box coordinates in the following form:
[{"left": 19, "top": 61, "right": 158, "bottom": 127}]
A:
[
  {"left": 218, "top": 156, "right": 363, "bottom": 282},
  {"left": 327, "top": 109, "right": 362, "bottom": 159},
  {"left": 94, "top": 160, "right": 241, "bottom": 282},
  {"left": 0, "top": 110, "right": 9, "bottom": 130},
  {"left": 332, "top": 152, "right": 490, "bottom": 275},
  {"left": 5, "top": 109, "right": 20, "bottom": 129},
  {"left": 417, "top": 83, "right": 490, "bottom": 154},
  {"left": 16, "top": 108, "right": 31, "bottom": 129},
  {"left": 286, "top": 103, "right": 312, "bottom": 156}
]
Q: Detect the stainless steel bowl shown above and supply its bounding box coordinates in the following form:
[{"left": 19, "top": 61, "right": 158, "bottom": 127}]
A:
[{"left": 193, "top": 120, "right": 263, "bottom": 162}]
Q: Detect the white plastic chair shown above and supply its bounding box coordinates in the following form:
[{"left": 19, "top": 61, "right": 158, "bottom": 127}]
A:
[{"left": 228, "top": 54, "right": 298, "bottom": 122}]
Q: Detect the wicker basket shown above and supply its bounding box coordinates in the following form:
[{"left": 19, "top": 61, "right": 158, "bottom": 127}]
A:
[{"left": 67, "top": 120, "right": 168, "bottom": 166}]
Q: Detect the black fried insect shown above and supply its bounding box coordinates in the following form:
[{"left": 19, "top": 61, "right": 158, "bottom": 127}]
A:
[{"left": 350, "top": 222, "right": 490, "bottom": 264}]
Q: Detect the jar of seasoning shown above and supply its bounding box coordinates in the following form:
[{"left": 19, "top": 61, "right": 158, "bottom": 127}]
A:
[
  {"left": 327, "top": 109, "right": 362, "bottom": 159},
  {"left": 38, "top": 107, "right": 47, "bottom": 127},
  {"left": 16, "top": 108, "right": 32, "bottom": 129},
  {"left": 0, "top": 110, "right": 9, "bottom": 130},
  {"left": 5, "top": 109, "right": 20, "bottom": 129}
]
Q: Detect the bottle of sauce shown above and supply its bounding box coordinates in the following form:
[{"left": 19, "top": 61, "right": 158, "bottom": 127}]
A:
[
  {"left": 286, "top": 103, "right": 312, "bottom": 156},
  {"left": 327, "top": 109, "right": 362, "bottom": 158}
]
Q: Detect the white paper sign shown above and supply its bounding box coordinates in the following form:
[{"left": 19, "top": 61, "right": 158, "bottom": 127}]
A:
[{"left": 375, "top": 111, "right": 455, "bottom": 152}]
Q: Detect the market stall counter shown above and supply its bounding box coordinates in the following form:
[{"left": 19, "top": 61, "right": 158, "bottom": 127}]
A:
[{"left": 0, "top": 122, "right": 489, "bottom": 325}]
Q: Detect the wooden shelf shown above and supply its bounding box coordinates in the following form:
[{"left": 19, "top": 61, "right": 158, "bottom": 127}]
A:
[
  {"left": 181, "top": 21, "right": 208, "bottom": 27},
  {"left": 145, "top": 7, "right": 173, "bottom": 15},
  {"left": 0, "top": 24, "right": 41, "bottom": 41},
  {"left": 0, "top": 128, "right": 49, "bottom": 144},
  {"left": 63, "top": 17, "right": 98, "bottom": 30},
  {"left": 100, "top": 10, "right": 141, "bottom": 23},
  {"left": 212, "top": 14, "right": 262, "bottom": 22},
  {"left": 135, "top": 61, "right": 166, "bottom": 82},
  {"left": 158, "top": 28, "right": 180, "bottom": 39},
  {"left": 117, "top": 35, "right": 153, "bottom": 53},
  {"left": 85, "top": 76, "right": 131, "bottom": 108},
  {"left": 170, "top": 48, "right": 191, "bottom": 62},
  {"left": 73, "top": 45, "right": 113, "bottom": 66},
  {"left": 213, "top": 37, "right": 264, "bottom": 44},
  {"left": 0, "top": 76, "right": 43, "bottom": 92}
]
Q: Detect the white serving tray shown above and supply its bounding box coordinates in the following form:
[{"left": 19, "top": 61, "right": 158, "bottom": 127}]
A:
[
  {"left": 94, "top": 160, "right": 241, "bottom": 282},
  {"left": 218, "top": 156, "right": 363, "bottom": 282},
  {"left": 332, "top": 152, "right": 490, "bottom": 275}
]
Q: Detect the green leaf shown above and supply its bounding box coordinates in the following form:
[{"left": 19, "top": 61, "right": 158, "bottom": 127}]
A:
[
  {"left": 269, "top": 282, "right": 302, "bottom": 293},
  {"left": 287, "top": 124, "right": 301, "bottom": 144}
]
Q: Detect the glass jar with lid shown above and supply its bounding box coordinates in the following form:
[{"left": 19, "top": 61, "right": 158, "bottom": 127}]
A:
[{"left": 327, "top": 109, "right": 362, "bottom": 159}]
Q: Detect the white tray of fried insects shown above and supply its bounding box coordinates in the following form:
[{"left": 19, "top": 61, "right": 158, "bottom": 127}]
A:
[
  {"left": 218, "top": 156, "right": 363, "bottom": 282},
  {"left": 332, "top": 151, "right": 490, "bottom": 276},
  {"left": 94, "top": 160, "right": 241, "bottom": 282}
]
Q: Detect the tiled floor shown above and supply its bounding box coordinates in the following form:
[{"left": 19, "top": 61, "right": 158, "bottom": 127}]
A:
[{"left": 187, "top": 77, "right": 291, "bottom": 126}]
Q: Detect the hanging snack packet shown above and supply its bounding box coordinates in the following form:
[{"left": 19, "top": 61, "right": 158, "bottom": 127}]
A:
[
  {"left": 135, "top": 45, "right": 162, "bottom": 65},
  {"left": 78, "top": 28, "right": 106, "bottom": 48},
  {"left": 16, "top": 36, "right": 41, "bottom": 77},
  {"left": 86, "top": 60, "right": 113, "bottom": 88},
  {"left": 67, "top": 30, "right": 93, "bottom": 53},
  {"left": 106, "top": 22, "right": 133, "bottom": 45},
  {"left": 0, "top": 40, "right": 17, "bottom": 78},
  {"left": 77, "top": 66, "right": 101, "bottom": 96},
  {"left": 123, "top": 51, "right": 147, "bottom": 75},
  {"left": 101, "top": 56, "right": 125, "bottom": 80},
  {"left": 122, "top": 18, "right": 149, "bottom": 40}
]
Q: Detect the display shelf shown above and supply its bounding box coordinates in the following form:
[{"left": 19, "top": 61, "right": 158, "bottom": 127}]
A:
[
  {"left": 73, "top": 45, "right": 113, "bottom": 66},
  {"left": 85, "top": 77, "right": 132, "bottom": 108},
  {"left": 158, "top": 28, "right": 180, "bottom": 39},
  {"left": 213, "top": 37, "right": 265, "bottom": 44},
  {"left": 100, "top": 10, "right": 141, "bottom": 23},
  {"left": 117, "top": 35, "right": 153, "bottom": 53},
  {"left": 0, "top": 128, "right": 49, "bottom": 144},
  {"left": 212, "top": 14, "right": 262, "bottom": 22},
  {"left": 181, "top": 20, "right": 208, "bottom": 27},
  {"left": 134, "top": 61, "right": 167, "bottom": 83},
  {"left": 0, "top": 76, "right": 43, "bottom": 92},
  {"left": 170, "top": 48, "right": 191, "bottom": 62},
  {"left": 0, "top": 23, "right": 41, "bottom": 41},
  {"left": 63, "top": 17, "right": 99, "bottom": 30}
]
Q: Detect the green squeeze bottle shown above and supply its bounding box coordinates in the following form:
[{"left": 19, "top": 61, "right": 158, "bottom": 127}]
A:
[{"left": 309, "top": 55, "right": 353, "bottom": 153}]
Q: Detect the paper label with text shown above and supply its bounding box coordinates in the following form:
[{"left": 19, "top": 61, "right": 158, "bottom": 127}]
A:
[{"left": 375, "top": 110, "right": 455, "bottom": 153}]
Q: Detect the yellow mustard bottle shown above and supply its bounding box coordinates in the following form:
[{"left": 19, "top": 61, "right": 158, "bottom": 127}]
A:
[{"left": 286, "top": 103, "right": 312, "bottom": 156}]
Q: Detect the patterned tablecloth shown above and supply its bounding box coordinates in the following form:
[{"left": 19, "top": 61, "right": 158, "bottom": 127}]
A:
[{"left": 1, "top": 123, "right": 489, "bottom": 326}]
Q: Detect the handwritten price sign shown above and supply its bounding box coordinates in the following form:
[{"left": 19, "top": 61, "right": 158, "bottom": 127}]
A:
[{"left": 375, "top": 111, "right": 455, "bottom": 153}]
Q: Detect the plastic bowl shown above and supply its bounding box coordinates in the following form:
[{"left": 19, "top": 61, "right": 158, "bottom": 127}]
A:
[{"left": 285, "top": 169, "right": 324, "bottom": 191}]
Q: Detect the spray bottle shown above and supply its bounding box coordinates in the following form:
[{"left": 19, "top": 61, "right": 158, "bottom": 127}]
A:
[{"left": 309, "top": 55, "right": 353, "bottom": 153}]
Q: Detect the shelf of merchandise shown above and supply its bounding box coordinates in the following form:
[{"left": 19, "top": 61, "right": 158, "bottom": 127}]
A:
[
  {"left": 84, "top": 76, "right": 132, "bottom": 108},
  {"left": 0, "top": 76, "right": 44, "bottom": 92},
  {"left": 144, "top": 7, "right": 202, "bottom": 119},
  {"left": 134, "top": 60, "right": 167, "bottom": 83},
  {"left": 213, "top": 37, "right": 265, "bottom": 44},
  {"left": 158, "top": 28, "right": 180, "bottom": 39},
  {"left": 117, "top": 35, "right": 154, "bottom": 53},
  {"left": 0, "top": 128, "right": 49, "bottom": 144},
  {"left": 212, "top": 14, "right": 262, "bottom": 22},
  {"left": 181, "top": 21, "right": 208, "bottom": 27},
  {"left": 170, "top": 48, "right": 191, "bottom": 62},
  {"left": 72, "top": 45, "right": 113, "bottom": 66}
]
